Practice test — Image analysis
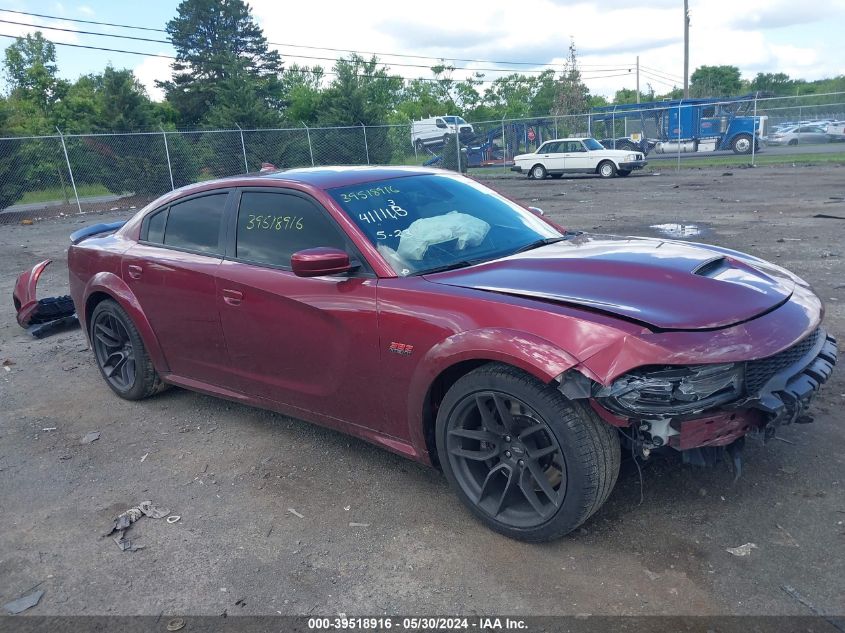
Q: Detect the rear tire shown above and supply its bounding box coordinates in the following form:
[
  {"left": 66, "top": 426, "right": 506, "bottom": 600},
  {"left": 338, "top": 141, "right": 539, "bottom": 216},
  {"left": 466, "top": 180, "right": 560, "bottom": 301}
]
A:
[
  {"left": 530, "top": 164, "right": 547, "bottom": 180},
  {"left": 435, "top": 363, "right": 621, "bottom": 542},
  {"left": 90, "top": 299, "right": 167, "bottom": 400},
  {"left": 598, "top": 161, "right": 617, "bottom": 178}
]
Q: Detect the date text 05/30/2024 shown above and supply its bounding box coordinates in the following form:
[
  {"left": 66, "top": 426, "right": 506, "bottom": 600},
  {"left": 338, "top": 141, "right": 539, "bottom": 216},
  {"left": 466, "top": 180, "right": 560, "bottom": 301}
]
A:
[{"left": 307, "top": 617, "right": 528, "bottom": 630}]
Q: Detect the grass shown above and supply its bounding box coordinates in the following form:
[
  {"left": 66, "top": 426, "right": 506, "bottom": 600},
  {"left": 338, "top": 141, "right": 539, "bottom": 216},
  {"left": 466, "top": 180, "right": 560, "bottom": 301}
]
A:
[
  {"left": 646, "top": 151, "right": 845, "bottom": 169},
  {"left": 16, "top": 183, "right": 114, "bottom": 205}
]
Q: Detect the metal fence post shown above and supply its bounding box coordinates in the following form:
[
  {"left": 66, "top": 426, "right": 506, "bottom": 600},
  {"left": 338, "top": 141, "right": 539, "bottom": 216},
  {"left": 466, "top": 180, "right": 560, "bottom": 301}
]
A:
[
  {"left": 677, "top": 101, "right": 683, "bottom": 172},
  {"left": 501, "top": 115, "right": 507, "bottom": 174},
  {"left": 411, "top": 118, "right": 417, "bottom": 162},
  {"left": 302, "top": 122, "right": 314, "bottom": 166},
  {"left": 454, "top": 121, "right": 461, "bottom": 173},
  {"left": 554, "top": 116, "right": 558, "bottom": 139},
  {"left": 751, "top": 94, "right": 758, "bottom": 167},
  {"left": 235, "top": 124, "right": 249, "bottom": 172},
  {"left": 56, "top": 127, "right": 82, "bottom": 214},
  {"left": 160, "top": 125, "right": 175, "bottom": 190},
  {"left": 360, "top": 123, "right": 370, "bottom": 165}
]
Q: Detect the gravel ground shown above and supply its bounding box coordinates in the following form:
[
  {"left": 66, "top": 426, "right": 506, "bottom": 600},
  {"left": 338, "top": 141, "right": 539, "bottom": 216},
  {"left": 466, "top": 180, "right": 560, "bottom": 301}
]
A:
[{"left": 0, "top": 163, "right": 843, "bottom": 617}]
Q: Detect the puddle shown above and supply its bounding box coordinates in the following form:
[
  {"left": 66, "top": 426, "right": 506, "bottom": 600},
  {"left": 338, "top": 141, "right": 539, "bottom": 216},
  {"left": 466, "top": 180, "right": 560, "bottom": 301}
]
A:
[{"left": 650, "top": 223, "right": 702, "bottom": 238}]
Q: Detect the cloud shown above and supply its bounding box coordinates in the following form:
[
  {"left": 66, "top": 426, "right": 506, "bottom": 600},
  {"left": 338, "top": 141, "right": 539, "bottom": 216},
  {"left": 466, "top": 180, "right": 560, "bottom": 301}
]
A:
[
  {"left": 77, "top": 5, "right": 95, "bottom": 17},
  {"left": 133, "top": 55, "right": 171, "bottom": 101},
  {"left": 0, "top": 10, "right": 81, "bottom": 44}
]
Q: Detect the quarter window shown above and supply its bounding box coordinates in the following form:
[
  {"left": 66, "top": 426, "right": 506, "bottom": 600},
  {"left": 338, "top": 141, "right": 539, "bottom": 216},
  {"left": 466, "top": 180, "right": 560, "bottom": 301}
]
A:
[
  {"left": 235, "top": 191, "right": 346, "bottom": 268},
  {"left": 162, "top": 193, "right": 227, "bottom": 254}
]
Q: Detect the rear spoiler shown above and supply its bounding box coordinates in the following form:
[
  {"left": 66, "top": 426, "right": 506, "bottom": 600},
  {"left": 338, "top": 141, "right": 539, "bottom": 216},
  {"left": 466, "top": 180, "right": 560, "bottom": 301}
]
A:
[{"left": 69, "top": 221, "right": 126, "bottom": 245}]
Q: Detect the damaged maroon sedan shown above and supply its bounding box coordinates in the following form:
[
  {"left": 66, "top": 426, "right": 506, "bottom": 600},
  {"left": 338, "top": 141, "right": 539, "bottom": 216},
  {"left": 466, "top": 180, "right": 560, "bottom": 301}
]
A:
[{"left": 38, "top": 166, "right": 836, "bottom": 541}]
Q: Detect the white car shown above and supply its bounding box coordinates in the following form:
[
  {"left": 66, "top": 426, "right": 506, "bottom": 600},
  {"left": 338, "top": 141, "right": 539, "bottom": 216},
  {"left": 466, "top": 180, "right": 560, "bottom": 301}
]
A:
[{"left": 512, "top": 137, "right": 647, "bottom": 179}]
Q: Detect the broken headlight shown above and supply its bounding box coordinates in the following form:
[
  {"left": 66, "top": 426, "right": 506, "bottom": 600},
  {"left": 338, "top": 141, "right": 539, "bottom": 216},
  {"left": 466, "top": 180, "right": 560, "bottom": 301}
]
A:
[{"left": 595, "top": 363, "right": 744, "bottom": 418}]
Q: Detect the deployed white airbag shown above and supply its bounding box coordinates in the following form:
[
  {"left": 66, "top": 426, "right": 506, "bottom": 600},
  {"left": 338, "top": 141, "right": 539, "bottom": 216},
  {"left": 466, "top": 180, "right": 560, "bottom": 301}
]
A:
[{"left": 397, "top": 211, "right": 490, "bottom": 260}]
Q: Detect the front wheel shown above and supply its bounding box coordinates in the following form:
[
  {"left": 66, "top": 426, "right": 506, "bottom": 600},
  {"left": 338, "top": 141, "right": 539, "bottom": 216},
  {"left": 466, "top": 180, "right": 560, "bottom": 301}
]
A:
[
  {"left": 436, "top": 363, "right": 621, "bottom": 541},
  {"left": 598, "top": 161, "right": 617, "bottom": 178},
  {"left": 732, "top": 133, "right": 753, "bottom": 154},
  {"left": 90, "top": 299, "right": 167, "bottom": 400},
  {"left": 530, "top": 164, "right": 547, "bottom": 180}
]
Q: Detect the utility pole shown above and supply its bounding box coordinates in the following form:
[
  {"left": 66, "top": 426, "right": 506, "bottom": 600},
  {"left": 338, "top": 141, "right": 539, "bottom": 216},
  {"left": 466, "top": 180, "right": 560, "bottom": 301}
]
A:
[
  {"left": 636, "top": 56, "right": 640, "bottom": 103},
  {"left": 683, "top": 0, "right": 690, "bottom": 98}
]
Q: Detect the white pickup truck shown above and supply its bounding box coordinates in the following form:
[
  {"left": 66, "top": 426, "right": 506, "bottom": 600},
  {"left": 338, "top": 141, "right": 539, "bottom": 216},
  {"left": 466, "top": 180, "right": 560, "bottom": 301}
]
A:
[{"left": 512, "top": 137, "right": 647, "bottom": 179}]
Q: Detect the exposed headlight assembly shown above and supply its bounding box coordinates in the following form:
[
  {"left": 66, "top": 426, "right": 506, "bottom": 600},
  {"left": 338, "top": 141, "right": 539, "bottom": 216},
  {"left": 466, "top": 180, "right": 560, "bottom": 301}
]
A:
[
  {"left": 626, "top": 153, "right": 637, "bottom": 161},
  {"left": 595, "top": 363, "right": 744, "bottom": 418}
]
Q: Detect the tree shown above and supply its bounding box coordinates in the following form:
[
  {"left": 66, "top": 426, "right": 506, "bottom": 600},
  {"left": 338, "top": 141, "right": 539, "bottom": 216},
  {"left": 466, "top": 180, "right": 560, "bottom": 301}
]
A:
[
  {"left": 553, "top": 40, "right": 590, "bottom": 117},
  {"left": 690, "top": 65, "right": 742, "bottom": 97},
  {"left": 160, "top": 0, "right": 284, "bottom": 126},
  {"left": 747, "top": 72, "right": 794, "bottom": 96}
]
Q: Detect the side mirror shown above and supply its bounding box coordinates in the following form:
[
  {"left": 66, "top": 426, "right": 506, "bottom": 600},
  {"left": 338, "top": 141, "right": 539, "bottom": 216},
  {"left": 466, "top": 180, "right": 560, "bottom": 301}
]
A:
[
  {"left": 291, "top": 247, "right": 352, "bottom": 277},
  {"left": 527, "top": 206, "right": 545, "bottom": 217}
]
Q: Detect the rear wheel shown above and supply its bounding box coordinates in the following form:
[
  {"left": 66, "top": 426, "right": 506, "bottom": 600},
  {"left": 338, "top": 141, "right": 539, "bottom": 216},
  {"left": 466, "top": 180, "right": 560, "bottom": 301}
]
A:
[
  {"left": 530, "top": 164, "right": 547, "bottom": 180},
  {"left": 436, "top": 363, "right": 621, "bottom": 541},
  {"left": 90, "top": 299, "right": 166, "bottom": 400},
  {"left": 598, "top": 161, "right": 617, "bottom": 178}
]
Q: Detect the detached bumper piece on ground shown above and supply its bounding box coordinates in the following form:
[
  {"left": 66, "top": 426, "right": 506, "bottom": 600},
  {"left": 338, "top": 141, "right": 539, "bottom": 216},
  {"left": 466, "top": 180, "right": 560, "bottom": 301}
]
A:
[{"left": 12, "top": 259, "right": 79, "bottom": 338}]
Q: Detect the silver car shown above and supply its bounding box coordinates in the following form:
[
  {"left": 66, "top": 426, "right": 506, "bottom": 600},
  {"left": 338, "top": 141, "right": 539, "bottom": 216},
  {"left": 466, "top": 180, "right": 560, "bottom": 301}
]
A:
[{"left": 768, "top": 125, "right": 830, "bottom": 146}]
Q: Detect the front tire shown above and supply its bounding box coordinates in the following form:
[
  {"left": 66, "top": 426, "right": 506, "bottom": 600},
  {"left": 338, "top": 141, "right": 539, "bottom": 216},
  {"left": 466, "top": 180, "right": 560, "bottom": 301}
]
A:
[
  {"left": 530, "top": 164, "right": 547, "bottom": 180},
  {"left": 90, "top": 299, "right": 166, "bottom": 400},
  {"left": 732, "top": 133, "right": 753, "bottom": 154},
  {"left": 598, "top": 161, "right": 617, "bottom": 178},
  {"left": 435, "top": 363, "right": 621, "bottom": 542}
]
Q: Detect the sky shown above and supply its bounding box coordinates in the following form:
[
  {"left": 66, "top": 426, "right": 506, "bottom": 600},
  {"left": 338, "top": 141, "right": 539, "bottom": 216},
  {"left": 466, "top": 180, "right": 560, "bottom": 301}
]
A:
[{"left": 1, "top": 0, "right": 843, "bottom": 102}]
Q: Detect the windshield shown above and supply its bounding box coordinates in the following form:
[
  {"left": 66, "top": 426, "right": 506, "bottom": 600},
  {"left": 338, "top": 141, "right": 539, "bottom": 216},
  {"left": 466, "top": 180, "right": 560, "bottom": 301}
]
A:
[
  {"left": 328, "top": 174, "right": 561, "bottom": 276},
  {"left": 583, "top": 138, "right": 604, "bottom": 150}
]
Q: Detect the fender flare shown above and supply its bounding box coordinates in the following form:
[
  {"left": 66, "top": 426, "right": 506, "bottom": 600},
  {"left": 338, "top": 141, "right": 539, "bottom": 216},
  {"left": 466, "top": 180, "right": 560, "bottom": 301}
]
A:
[
  {"left": 83, "top": 272, "right": 170, "bottom": 374},
  {"left": 405, "top": 328, "right": 582, "bottom": 462}
]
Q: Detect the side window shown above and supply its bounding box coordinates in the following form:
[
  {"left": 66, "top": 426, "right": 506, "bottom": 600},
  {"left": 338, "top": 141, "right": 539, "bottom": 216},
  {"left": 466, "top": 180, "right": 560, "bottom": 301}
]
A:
[
  {"left": 236, "top": 191, "right": 346, "bottom": 268},
  {"left": 163, "top": 193, "right": 227, "bottom": 254},
  {"left": 144, "top": 208, "right": 167, "bottom": 243}
]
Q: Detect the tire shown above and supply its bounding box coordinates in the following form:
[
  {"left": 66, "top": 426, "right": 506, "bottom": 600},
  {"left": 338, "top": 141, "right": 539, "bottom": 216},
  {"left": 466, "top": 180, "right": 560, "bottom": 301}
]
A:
[
  {"left": 90, "top": 299, "right": 167, "bottom": 400},
  {"left": 731, "top": 133, "right": 753, "bottom": 154},
  {"left": 617, "top": 169, "right": 632, "bottom": 177},
  {"left": 788, "top": 139, "right": 798, "bottom": 146},
  {"left": 414, "top": 138, "right": 425, "bottom": 152},
  {"left": 530, "top": 164, "right": 547, "bottom": 180},
  {"left": 27, "top": 295, "right": 75, "bottom": 325},
  {"left": 598, "top": 161, "right": 617, "bottom": 178},
  {"left": 435, "top": 363, "right": 621, "bottom": 542},
  {"left": 442, "top": 134, "right": 450, "bottom": 146}
]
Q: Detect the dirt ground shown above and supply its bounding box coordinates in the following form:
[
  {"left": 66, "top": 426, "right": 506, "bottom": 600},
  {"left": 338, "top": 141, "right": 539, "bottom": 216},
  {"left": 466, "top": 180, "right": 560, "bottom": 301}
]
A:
[{"left": 0, "top": 164, "right": 843, "bottom": 617}]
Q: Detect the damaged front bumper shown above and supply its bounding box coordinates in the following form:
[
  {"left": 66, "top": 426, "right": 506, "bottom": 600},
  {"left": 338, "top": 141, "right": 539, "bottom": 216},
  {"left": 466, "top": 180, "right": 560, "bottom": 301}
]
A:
[{"left": 576, "top": 328, "right": 838, "bottom": 453}]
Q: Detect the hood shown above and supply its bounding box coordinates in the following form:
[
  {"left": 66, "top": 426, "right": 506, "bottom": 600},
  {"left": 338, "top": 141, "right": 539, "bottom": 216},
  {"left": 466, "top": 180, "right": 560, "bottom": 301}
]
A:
[{"left": 424, "top": 235, "right": 795, "bottom": 330}]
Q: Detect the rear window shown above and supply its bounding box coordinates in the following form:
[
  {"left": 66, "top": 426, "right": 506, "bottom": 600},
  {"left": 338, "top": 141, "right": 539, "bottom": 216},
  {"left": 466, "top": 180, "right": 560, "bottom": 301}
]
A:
[{"left": 162, "top": 193, "right": 228, "bottom": 254}]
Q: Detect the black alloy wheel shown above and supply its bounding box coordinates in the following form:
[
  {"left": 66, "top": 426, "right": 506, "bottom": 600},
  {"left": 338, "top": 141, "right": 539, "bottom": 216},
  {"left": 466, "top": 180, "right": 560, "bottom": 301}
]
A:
[
  {"left": 445, "top": 391, "right": 565, "bottom": 526},
  {"left": 92, "top": 309, "right": 136, "bottom": 391}
]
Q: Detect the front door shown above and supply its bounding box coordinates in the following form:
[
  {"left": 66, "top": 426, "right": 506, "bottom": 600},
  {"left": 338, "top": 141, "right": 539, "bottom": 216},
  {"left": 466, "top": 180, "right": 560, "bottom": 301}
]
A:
[
  {"left": 215, "top": 188, "right": 384, "bottom": 430},
  {"left": 561, "top": 140, "right": 593, "bottom": 171}
]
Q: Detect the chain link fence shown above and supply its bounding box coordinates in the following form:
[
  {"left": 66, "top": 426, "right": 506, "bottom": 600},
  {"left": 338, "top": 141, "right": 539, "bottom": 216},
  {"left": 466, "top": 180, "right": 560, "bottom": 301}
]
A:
[{"left": 1, "top": 92, "right": 844, "bottom": 224}]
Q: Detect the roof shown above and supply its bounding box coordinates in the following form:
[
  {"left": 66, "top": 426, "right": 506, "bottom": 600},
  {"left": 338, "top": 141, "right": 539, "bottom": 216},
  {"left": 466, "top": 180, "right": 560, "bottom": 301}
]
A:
[{"left": 259, "top": 165, "right": 443, "bottom": 189}]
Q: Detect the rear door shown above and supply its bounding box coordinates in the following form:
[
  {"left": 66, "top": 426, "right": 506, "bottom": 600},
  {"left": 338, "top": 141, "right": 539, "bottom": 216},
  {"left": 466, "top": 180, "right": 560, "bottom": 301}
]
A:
[
  {"left": 215, "top": 188, "right": 384, "bottom": 429},
  {"left": 123, "top": 190, "right": 232, "bottom": 386},
  {"left": 537, "top": 141, "right": 565, "bottom": 172}
]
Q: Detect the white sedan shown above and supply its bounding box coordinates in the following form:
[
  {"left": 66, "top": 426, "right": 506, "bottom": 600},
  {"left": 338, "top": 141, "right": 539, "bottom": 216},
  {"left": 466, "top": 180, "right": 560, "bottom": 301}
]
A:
[{"left": 512, "top": 137, "right": 647, "bottom": 179}]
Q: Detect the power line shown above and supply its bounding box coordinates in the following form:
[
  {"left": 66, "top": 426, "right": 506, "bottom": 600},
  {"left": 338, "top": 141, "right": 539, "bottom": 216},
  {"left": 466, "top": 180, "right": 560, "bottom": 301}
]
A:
[
  {"left": 639, "top": 70, "right": 678, "bottom": 89},
  {"left": 0, "top": 33, "right": 635, "bottom": 86},
  {"left": 0, "top": 6, "right": 636, "bottom": 71},
  {"left": 0, "top": 18, "right": 634, "bottom": 76},
  {"left": 640, "top": 65, "right": 683, "bottom": 82}
]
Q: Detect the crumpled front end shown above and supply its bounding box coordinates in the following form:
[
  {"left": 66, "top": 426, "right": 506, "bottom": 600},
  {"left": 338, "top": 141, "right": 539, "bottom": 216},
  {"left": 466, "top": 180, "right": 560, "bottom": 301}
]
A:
[{"left": 563, "top": 327, "right": 837, "bottom": 467}]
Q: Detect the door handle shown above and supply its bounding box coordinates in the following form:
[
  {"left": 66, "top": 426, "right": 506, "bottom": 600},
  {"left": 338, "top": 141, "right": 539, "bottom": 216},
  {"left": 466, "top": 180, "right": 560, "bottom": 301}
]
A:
[
  {"left": 222, "top": 289, "right": 243, "bottom": 306},
  {"left": 127, "top": 265, "right": 142, "bottom": 280}
]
